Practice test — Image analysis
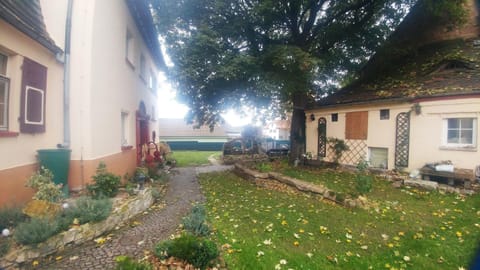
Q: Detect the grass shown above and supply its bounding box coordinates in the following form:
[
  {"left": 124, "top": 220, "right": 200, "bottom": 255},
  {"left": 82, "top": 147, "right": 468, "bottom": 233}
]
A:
[
  {"left": 170, "top": 151, "right": 221, "bottom": 167},
  {"left": 199, "top": 170, "right": 480, "bottom": 270}
]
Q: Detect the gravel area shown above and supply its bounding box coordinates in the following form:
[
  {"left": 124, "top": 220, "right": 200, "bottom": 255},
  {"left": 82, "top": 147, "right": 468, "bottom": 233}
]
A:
[{"left": 28, "top": 165, "right": 231, "bottom": 270}]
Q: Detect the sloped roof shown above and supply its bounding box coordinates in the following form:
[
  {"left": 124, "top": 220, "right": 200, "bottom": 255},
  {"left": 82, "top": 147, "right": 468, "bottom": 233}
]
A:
[
  {"left": 125, "top": 0, "right": 165, "bottom": 69},
  {"left": 0, "top": 0, "right": 61, "bottom": 54},
  {"left": 313, "top": 0, "right": 480, "bottom": 108}
]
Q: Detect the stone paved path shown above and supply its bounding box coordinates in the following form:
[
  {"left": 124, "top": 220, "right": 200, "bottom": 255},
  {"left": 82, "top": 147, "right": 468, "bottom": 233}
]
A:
[{"left": 31, "top": 165, "right": 231, "bottom": 270}]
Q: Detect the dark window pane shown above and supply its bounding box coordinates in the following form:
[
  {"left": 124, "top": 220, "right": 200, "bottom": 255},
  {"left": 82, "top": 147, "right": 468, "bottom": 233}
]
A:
[
  {"left": 447, "top": 130, "right": 459, "bottom": 143},
  {"left": 380, "top": 109, "right": 390, "bottom": 120},
  {"left": 460, "top": 118, "right": 473, "bottom": 129},
  {"left": 0, "top": 53, "right": 6, "bottom": 75},
  {"left": 448, "top": 118, "right": 459, "bottom": 129},
  {"left": 331, "top": 113, "right": 338, "bottom": 122},
  {"left": 460, "top": 130, "right": 473, "bottom": 144}
]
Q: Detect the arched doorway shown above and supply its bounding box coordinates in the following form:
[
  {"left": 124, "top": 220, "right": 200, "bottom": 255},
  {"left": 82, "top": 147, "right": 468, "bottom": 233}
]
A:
[{"left": 136, "top": 101, "right": 150, "bottom": 165}]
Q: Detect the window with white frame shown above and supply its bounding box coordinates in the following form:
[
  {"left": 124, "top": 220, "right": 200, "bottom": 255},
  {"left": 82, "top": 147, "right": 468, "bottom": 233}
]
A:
[
  {"left": 139, "top": 53, "right": 146, "bottom": 81},
  {"left": 0, "top": 53, "right": 8, "bottom": 131},
  {"left": 125, "top": 29, "right": 135, "bottom": 67},
  {"left": 443, "top": 118, "right": 476, "bottom": 147},
  {"left": 121, "top": 111, "right": 129, "bottom": 146}
]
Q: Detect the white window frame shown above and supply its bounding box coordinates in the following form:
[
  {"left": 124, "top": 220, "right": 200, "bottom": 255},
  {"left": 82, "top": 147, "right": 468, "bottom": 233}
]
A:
[
  {"left": 0, "top": 75, "right": 9, "bottom": 131},
  {"left": 24, "top": 86, "right": 45, "bottom": 125},
  {"left": 121, "top": 111, "right": 130, "bottom": 146},
  {"left": 125, "top": 28, "right": 135, "bottom": 68},
  {"left": 442, "top": 118, "right": 477, "bottom": 149}
]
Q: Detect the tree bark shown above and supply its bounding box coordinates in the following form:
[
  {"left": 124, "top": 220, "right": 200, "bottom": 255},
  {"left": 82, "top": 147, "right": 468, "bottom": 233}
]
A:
[{"left": 289, "top": 93, "right": 307, "bottom": 163}]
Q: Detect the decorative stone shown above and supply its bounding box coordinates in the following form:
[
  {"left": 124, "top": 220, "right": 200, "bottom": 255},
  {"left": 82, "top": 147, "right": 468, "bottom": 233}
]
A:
[
  {"left": 2, "top": 228, "right": 10, "bottom": 237},
  {"left": 404, "top": 179, "right": 438, "bottom": 191}
]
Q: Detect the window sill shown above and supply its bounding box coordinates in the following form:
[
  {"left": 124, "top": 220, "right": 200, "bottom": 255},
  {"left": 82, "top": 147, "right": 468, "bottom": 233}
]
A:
[
  {"left": 439, "top": 146, "right": 477, "bottom": 152},
  {"left": 121, "top": 145, "right": 133, "bottom": 151},
  {"left": 0, "top": 131, "right": 19, "bottom": 137}
]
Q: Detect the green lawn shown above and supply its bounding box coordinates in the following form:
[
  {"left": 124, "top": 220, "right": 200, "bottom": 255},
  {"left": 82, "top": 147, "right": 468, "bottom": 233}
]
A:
[
  {"left": 199, "top": 170, "right": 480, "bottom": 270},
  {"left": 170, "top": 151, "right": 221, "bottom": 167}
]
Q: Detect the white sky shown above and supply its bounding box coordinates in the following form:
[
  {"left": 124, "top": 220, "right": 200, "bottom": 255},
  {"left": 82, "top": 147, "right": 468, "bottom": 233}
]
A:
[{"left": 157, "top": 41, "right": 252, "bottom": 126}]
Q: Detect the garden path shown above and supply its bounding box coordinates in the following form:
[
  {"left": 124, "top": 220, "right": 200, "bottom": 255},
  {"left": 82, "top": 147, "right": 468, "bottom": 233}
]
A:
[{"left": 31, "top": 165, "right": 232, "bottom": 270}]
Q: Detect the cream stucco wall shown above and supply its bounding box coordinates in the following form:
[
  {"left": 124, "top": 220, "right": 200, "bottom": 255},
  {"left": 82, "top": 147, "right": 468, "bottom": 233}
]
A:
[
  {"left": 40, "top": 0, "right": 161, "bottom": 189},
  {"left": 0, "top": 20, "right": 64, "bottom": 170},
  {"left": 0, "top": 20, "right": 64, "bottom": 206},
  {"left": 306, "top": 97, "right": 480, "bottom": 172}
]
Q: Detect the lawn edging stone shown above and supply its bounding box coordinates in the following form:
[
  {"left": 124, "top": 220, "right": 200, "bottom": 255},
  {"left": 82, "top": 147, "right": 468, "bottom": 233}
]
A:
[
  {"left": 0, "top": 188, "right": 154, "bottom": 269},
  {"left": 233, "top": 163, "right": 369, "bottom": 209}
]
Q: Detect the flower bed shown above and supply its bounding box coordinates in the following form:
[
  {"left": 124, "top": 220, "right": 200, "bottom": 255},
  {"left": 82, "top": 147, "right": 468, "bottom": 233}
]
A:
[{"left": 0, "top": 188, "right": 154, "bottom": 269}]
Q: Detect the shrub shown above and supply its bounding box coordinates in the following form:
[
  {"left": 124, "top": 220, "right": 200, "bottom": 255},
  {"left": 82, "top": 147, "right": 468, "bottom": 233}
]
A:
[
  {"left": 256, "top": 162, "right": 272, "bottom": 173},
  {"left": 14, "top": 218, "right": 58, "bottom": 245},
  {"left": 0, "top": 206, "right": 27, "bottom": 229},
  {"left": 182, "top": 204, "right": 210, "bottom": 237},
  {"left": 87, "top": 162, "right": 121, "bottom": 198},
  {"left": 59, "top": 197, "right": 112, "bottom": 227},
  {"left": 154, "top": 234, "right": 218, "bottom": 270},
  {"left": 115, "top": 255, "right": 152, "bottom": 270},
  {"left": 26, "top": 167, "right": 63, "bottom": 203},
  {"left": 327, "top": 137, "right": 349, "bottom": 165},
  {"left": 151, "top": 187, "right": 162, "bottom": 201},
  {"left": 0, "top": 237, "right": 11, "bottom": 257},
  {"left": 356, "top": 160, "right": 373, "bottom": 195}
]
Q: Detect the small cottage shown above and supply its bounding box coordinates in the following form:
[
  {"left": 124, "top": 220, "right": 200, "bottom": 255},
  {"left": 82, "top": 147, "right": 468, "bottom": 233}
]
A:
[{"left": 305, "top": 0, "right": 480, "bottom": 177}]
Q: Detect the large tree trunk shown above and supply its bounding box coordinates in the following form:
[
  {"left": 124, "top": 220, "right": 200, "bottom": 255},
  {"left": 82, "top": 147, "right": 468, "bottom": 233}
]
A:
[{"left": 289, "top": 93, "right": 307, "bottom": 163}]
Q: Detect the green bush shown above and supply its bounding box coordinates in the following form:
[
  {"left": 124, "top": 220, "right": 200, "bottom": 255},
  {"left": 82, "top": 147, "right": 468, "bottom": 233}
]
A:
[
  {"left": 0, "top": 206, "right": 27, "bottom": 229},
  {"left": 59, "top": 197, "right": 112, "bottom": 227},
  {"left": 182, "top": 204, "right": 210, "bottom": 237},
  {"left": 356, "top": 160, "right": 373, "bottom": 195},
  {"left": 87, "top": 162, "right": 121, "bottom": 198},
  {"left": 14, "top": 218, "right": 58, "bottom": 245},
  {"left": 26, "top": 167, "right": 63, "bottom": 203},
  {"left": 255, "top": 162, "right": 272, "bottom": 173},
  {"left": 154, "top": 234, "right": 218, "bottom": 270},
  {"left": 115, "top": 255, "right": 152, "bottom": 270},
  {"left": 0, "top": 237, "right": 11, "bottom": 257}
]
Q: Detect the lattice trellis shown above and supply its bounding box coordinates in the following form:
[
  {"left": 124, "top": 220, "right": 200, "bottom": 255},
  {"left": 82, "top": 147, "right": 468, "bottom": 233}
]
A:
[
  {"left": 325, "top": 139, "right": 367, "bottom": 165},
  {"left": 341, "top": 140, "right": 367, "bottom": 165},
  {"left": 317, "top": 118, "right": 327, "bottom": 158},
  {"left": 395, "top": 112, "right": 410, "bottom": 168}
]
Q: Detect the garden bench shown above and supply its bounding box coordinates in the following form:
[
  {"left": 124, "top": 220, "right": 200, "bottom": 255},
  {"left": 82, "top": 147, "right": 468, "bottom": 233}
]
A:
[{"left": 420, "top": 166, "right": 474, "bottom": 188}]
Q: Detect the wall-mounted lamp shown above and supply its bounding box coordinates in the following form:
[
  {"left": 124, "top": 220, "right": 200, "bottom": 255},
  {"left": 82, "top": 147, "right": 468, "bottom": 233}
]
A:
[
  {"left": 412, "top": 103, "right": 421, "bottom": 115},
  {"left": 310, "top": 114, "right": 315, "bottom": 121}
]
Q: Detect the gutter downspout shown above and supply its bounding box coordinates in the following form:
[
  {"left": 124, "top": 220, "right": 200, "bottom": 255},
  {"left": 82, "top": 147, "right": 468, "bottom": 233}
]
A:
[{"left": 62, "top": 0, "right": 73, "bottom": 148}]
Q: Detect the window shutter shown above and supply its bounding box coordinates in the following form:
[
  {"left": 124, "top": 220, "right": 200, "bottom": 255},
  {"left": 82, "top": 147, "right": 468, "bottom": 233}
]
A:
[
  {"left": 345, "top": 111, "right": 368, "bottom": 140},
  {"left": 20, "top": 58, "right": 47, "bottom": 133}
]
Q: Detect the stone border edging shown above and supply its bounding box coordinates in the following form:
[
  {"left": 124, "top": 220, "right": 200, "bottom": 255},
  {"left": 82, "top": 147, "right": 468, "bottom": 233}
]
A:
[
  {"left": 233, "top": 164, "right": 368, "bottom": 209},
  {"left": 1, "top": 188, "right": 154, "bottom": 269}
]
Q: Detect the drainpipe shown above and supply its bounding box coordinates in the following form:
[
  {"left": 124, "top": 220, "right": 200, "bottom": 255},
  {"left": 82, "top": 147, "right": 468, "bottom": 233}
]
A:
[{"left": 61, "top": 0, "right": 73, "bottom": 148}]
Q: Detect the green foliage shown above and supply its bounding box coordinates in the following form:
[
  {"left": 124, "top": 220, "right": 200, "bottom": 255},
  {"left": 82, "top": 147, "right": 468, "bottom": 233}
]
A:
[
  {"left": 256, "top": 162, "right": 273, "bottom": 173},
  {"left": 151, "top": 187, "right": 162, "bottom": 201},
  {"left": 327, "top": 137, "right": 349, "bottom": 165},
  {"left": 0, "top": 206, "right": 27, "bottom": 229},
  {"left": 182, "top": 204, "right": 210, "bottom": 237},
  {"left": 424, "top": 0, "right": 468, "bottom": 28},
  {"left": 0, "top": 237, "right": 11, "bottom": 257},
  {"left": 26, "top": 167, "right": 63, "bottom": 203},
  {"left": 152, "top": 0, "right": 414, "bottom": 129},
  {"left": 61, "top": 196, "right": 112, "bottom": 226},
  {"left": 154, "top": 234, "right": 218, "bottom": 270},
  {"left": 356, "top": 160, "right": 373, "bottom": 195},
  {"left": 87, "top": 162, "right": 121, "bottom": 198},
  {"left": 115, "top": 256, "right": 152, "bottom": 270},
  {"left": 14, "top": 218, "right": 58, "bottom": 245}
]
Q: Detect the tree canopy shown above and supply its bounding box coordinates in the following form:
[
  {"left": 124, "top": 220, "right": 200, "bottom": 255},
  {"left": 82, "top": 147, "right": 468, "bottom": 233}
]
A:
[
  {"left": 153, "top": 0, "right": 418, "bottom": 121},
  {"left": 150, "top": 0, "right": 466, "bottom": 158}
]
